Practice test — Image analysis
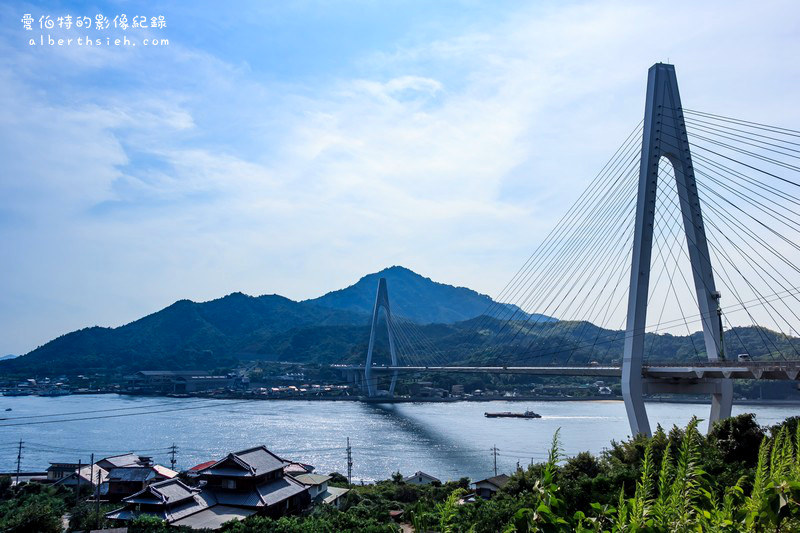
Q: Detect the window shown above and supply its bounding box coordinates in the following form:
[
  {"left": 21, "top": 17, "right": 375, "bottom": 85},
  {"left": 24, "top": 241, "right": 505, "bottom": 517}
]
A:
[{"left": 222, "top": 479, "right": 236, "bottom": 489}]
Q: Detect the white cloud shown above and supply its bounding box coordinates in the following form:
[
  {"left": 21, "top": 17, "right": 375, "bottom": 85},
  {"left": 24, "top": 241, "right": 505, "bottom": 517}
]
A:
[{"left": 2, "top": 0, "right": 800, "bottom": 352}]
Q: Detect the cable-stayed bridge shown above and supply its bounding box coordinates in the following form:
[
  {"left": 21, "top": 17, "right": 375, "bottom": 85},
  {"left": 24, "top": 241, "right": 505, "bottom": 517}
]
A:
[{"left": 337, "top": 63, "right": 800, "bottom": 437}]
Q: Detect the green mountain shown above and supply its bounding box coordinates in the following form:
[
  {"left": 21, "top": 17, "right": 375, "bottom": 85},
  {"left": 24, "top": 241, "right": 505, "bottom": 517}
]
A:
[
  {"left": 1, "top": 266, "right": 551, "bottom": 375},
  {"left": 1, "top": 293, "right": 367, "bottom": 374},
  {"left": 2, "top": 265, "right": 794, "bottom": 376},
  {"left": 306, "top": 265, "right": 552, "bottom": 324}
]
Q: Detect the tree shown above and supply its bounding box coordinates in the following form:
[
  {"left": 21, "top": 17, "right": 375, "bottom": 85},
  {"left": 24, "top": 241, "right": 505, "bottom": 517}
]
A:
[{"left": 0, "top": 493, "right": 64, "bottom": 533}]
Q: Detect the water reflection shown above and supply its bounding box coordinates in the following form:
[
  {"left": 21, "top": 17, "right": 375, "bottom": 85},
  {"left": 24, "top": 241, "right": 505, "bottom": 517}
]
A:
[{"left": 0, "top": 395, "right": 795, "bottom": 482}]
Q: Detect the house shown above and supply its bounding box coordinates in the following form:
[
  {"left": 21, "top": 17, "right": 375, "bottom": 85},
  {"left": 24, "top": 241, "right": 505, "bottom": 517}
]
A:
[
  {"left": 283, "top": 461, "right": 314, "bottom": 476},
  {"left": 473, "top": 474, "right": 510, "bottom": 499},
  {"left": 294, "top": 473, "right": 349, "bottom": 508},
  {"left": 106, "top": 478, "right": 218, "bottom": 525},
  {"left": 107, "top": 445, "right": 310, "bottom": 530},
  {"left": 46, "top": 462, "right": 79, "bottom": 481},
  {"left": 96, "top": 453, "right": 152, "bottom": 471},
  {"left": 196, "top": 445, "right": 309, "bottom": 517},
  {"left": 54, "top": 464, "right": 110, "bottom": 492},
  {"left": 106, "top": 465, "right": 178, "bottom": 501},
  {"left": 186, "top": 460, "right": 217, "bottom": 478},
  {"left": 403, "top": 471, "right": 440, "bottom": 485}
]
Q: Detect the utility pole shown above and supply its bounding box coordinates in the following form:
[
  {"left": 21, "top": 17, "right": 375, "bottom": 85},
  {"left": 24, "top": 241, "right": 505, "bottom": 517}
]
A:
[
  {"left": 76, "top": 459, "right": 82, "bottom": 505},
  {"left": 15, "top": 440, "right": 23, "bottom": 487},
  {"left": 170, "top": 443, "right": 177, "bottom": 471},
  {"left": 89, "top": 453, "right": 94, "bottom": 511},
  {"left": 95, "top": 468, "right": 101, "bottom": 528},
  {"left": 346, "top": 438, "right": 353, "bottom": 486},
  {"left": 492, "top": 445, "right": 498, "bottom": 476}
]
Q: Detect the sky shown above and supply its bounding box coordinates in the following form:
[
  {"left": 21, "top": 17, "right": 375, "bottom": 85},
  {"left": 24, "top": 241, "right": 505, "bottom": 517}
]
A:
[{"left": 1, "top": 0, "right": 799, "bottom": 355}]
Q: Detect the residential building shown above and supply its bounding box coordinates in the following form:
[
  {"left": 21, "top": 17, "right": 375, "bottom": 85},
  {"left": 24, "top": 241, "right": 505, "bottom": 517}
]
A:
[
  {"left": 473, "top": 474, "right": 510, "bottom": 499},
  {"left": 283, "top": 461, "right": 314, "bottom": 476},
  {"left": 96, "top": 453, "right": 152, "bottom": 471},
  {"left": 54, "top": 464, "right": 109, "bottom": 492},
  {"left": 107, "top": 445, "right": 310, "bottom": 530},
  {"left": 294, "top": 473, "right": 349, "bottom": 508},
  {"left": 46, "top": 462, "right": 79, "bottom": 481},
  {"left": 124, "top": 370, "right": 239, "bottom": 394},
  {"left": 106, "top": 478, "right": 220, "bottom": 525},
  {"left": 186, "top": 460, "right": 217, "bottom": 479},
  {"left": 404, "top": 471, "right": 441, "bottom": 485},
  {"left": 106, "top": 465, "right": 178, "bottom": 501}
]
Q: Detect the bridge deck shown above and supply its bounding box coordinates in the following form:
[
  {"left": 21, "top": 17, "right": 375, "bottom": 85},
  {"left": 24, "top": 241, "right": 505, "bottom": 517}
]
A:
[{"left": 336, "top": 363, "right": 800, "bottom": 381}]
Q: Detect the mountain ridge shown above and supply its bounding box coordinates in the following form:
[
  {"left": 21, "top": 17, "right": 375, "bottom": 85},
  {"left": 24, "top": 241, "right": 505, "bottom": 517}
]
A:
[
  {"left": 306, "top": 265, "right": 552, "bottom": 325},
  {"left": 0, "top": 266, "right": 548, "bottom": 374}
]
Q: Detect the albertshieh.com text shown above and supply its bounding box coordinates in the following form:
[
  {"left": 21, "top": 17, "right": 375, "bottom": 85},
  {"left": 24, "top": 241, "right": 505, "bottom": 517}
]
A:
[{"left": 30, "top": 34, "right": 168, "bottom": 46}]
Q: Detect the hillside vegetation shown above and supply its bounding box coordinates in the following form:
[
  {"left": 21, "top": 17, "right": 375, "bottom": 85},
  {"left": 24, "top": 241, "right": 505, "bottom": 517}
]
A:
[{"left": 1, "top": 266, "right": 796, "bottom": 375}]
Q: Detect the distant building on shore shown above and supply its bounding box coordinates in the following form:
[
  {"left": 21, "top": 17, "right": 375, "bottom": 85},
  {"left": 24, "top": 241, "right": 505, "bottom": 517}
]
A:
[{"left": 124, "top": 370, "right": 242, "bottom": 394}]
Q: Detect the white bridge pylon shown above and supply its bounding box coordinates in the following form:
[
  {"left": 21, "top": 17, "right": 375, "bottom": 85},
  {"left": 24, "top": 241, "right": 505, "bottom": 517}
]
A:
[
  {"left": 363, "top": 277, "right": 399, "bottom": 397},
  {"left": 353, "top": 64, "right": 735, "bottom": 435},
  {"left": 622, "top": 63, "right": 732, "bottom": 436}
]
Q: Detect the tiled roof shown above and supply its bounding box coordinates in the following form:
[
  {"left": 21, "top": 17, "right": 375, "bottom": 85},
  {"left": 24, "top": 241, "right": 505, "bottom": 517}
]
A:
[
  {"left": 204, "top": 445, "right": 286, "bottom": 477},
  {"left": 208, "top": 475, "right": 308, "bottom": 509},
  {"left": 294, "top": 473, "right": 331, "bottom": 486},
  {"left": 404, "top": 471, "right": 440, "bottom": 482},
  {"left": 100, "top": 453, "right": 145, "bottom": 468},
  {"left": 234, "top": 446, "right": 286, "bottom": 476},
  {"left": 171, "top": 505, "right": 255, "bottom": 529},
  {"left": 189, "top": 460, "right": 216, "bottom": 472},
  {"left": 320, "top": 486, "right": 349, "bottom": 505},
  {"left": 111, "top": 485, "right": 217, "bottom": 524},
  {"left": 257, "top": 475, "right": 308, "bottom": 507},
  {"left": 283, "top": 461, "right": 314, "bottom": 474},
  {"left": 78, "top": 464, "right": 109, "bottom": 483},
  {"left": 152, "top": 464, "right": 178, "bottom": 479},
  {"left": 108, "top": 467, "right": 156, "bottom": 483},
  {"left": 211, "top": 488, "right": 263, "bottom": 508},
  {"left": 124, "top": 478, "right": 199, "bottom": 505},
  {"left": 475, "top": 474, "right": 510, "bottom": 488}
]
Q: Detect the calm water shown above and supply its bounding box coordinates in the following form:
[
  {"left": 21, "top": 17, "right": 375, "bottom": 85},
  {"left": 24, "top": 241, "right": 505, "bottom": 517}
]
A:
[{"left": 0, "top": 395, "right": 796, "bottom": 482}]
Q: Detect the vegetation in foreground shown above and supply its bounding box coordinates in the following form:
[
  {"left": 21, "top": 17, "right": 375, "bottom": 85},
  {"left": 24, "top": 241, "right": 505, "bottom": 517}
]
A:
[{"left": 1, "top": 414, "right": 799, "bottom": 532}]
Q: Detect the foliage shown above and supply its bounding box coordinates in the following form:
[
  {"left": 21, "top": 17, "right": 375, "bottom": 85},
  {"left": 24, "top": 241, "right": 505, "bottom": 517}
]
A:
[
  {"left": 3, "top": 263, "right": 797, "bottom": 379},
  {"left": 68, "top": 501, "right": 118, "bottom": 531},
  {"left": 2, "top": 413, "right": 800, "bottom": 532},
  {"left": 0, "top": 484, "right": 66, "bottom": 533}
]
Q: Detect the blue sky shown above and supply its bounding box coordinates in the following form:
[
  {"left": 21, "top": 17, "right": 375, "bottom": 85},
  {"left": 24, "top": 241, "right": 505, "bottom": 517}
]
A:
[{"left": 1, "top": 0, "right": 799, "bottom": 355}]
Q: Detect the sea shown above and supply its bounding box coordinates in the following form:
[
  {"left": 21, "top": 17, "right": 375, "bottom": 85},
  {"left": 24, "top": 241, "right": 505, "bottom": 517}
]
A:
[{"left": 0, "top": 395, "right": 796, "bottom": 483}]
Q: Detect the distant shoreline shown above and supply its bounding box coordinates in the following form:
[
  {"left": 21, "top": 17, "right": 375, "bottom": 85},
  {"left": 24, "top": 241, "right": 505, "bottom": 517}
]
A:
[{"left": 80, "top": 391, "right": 800, "bottom": 407}]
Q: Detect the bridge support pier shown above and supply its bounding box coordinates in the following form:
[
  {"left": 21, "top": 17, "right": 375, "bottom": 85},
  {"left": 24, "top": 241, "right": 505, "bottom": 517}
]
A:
[
  {"left": 644, "top": 378, "right": 732, "bottom": 433},
  {"left": 622, "top": 63, "right": 733, "bottom": 436},
  {"left": 363, "top": 278, "right": 399, "bottom": 398}
]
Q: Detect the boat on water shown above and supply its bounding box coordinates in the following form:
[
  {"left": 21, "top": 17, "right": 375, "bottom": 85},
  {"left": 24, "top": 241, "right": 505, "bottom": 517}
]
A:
[{"left": 484, "top": 410, "right": 541, "bottom": 419}]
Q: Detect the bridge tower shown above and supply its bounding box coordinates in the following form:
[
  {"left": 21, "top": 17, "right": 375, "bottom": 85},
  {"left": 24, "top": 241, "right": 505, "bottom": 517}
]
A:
[
  {"left": 363, "top": 277, "right": 399, "bottom": 397},
  {"left": 622, "top": 63, "right": 733, "bottom": 436}
]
